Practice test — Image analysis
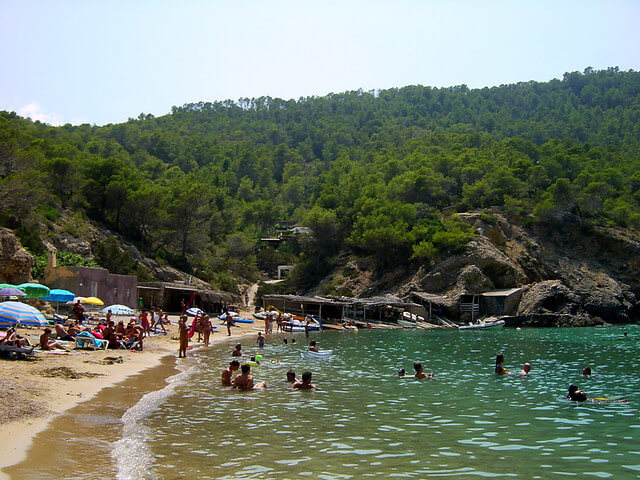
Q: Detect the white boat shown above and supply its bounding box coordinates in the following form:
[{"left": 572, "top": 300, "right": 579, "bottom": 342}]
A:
[
  {"left": 458, "top": 320, "right": 505, "bottom": 330},
  {"left": 282, "top": 316, "right": 321, "bottom": 332},
  {"left": 402, "top": 311, "right": 424, "bottom": 322},
  {"left": 397, "top": 319, "right": 417, "bottom": 328}
]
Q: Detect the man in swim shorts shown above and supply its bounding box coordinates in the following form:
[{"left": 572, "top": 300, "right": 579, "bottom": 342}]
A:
[
  {"left": 292, "top": 371, "right": 316, "bottom": 389},
  {"left": 256, "top": 332, "right": 266, "bottom": 348},
  {"left": 222, "top": 360, "right": 240, "bottom": 386}
]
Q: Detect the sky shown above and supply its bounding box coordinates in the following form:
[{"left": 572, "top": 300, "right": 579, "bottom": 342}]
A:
[{"left": 1, "top": 0, "right": 639, "bottom": 126}]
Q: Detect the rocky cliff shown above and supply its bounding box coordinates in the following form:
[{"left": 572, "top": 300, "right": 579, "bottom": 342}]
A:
[
  {"left": 0, "top": 228, "right": 33, "bottom": 284},
  {"left": 319, "top": 212, "right": 640, "bottom": 325}
]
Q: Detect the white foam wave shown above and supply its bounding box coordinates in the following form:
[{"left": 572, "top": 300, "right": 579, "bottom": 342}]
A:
[{"left": 112, "top": 364, "right": 197, "bottom": 480}]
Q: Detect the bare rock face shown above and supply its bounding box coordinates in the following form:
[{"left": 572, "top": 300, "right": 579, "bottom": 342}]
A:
[
  {"left": 518, "top": 280, "right": 580, "bottom": 315},
  {"left": 455, "top": 265, "right": 494, "bottom": 295},
  {"left": 0, "top": 228, "right": 34, "bottom": 283}
]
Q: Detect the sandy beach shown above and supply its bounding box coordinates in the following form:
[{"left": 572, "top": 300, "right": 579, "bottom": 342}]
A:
[{"left": 0, "top": 313, "right": 260, "bottom": 477}]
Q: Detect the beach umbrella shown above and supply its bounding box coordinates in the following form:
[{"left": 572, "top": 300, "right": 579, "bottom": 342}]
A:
[
  {"left": 102, "top": 304, "right": 134, "bottom": 316},
  {"left": 42, "top": 289, "right": 75, "bottom": 302},
  {"left": 17, "top": 283, "right": 50, "bottom": 298},
  {"left": 0, "top": 287, "right": 26, "bottom": 297},
  {"left": 0, "top": 301, "right": 48, "bottom": 327},
  {"left": 0, "top": 283, "right": 16, "bottom": 289},
  {"left": 83, "top": 297, "right": 104, "bottom": 306},
  {"left": 186, "top": 307, "right": 204, "bottom": 316}
]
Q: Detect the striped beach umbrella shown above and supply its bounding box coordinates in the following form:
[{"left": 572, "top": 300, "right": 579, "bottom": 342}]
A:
[
  {"left": 0, "top": 301, "right": 48, "bottom": 327},
  {"left": 0, "top": 287, "right": 27, "bottom": 297},
  {"left": 102, "top": 304, "right": 134, "bottom": 315}
]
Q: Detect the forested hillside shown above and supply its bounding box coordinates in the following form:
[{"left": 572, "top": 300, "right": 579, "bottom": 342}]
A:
[{"left": 1, "top": 67, "right": 639, "bottom": 293}]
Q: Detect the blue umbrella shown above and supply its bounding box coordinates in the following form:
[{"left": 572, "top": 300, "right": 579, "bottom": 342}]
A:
[
  {"left": 102, "top": 304, "right": 135, "bottom": 316},
  {"left": 0, "top": 301, "right": 48, "bottom": 327},
  {"left": 42, "top": 289, "right": 76, "bottom": 302},
  {"left": 0, "top": 287, "right": 27, "bottom": 297}
]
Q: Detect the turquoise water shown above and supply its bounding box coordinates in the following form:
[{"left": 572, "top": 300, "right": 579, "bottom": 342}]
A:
[
  {"left": 139, "top": 327, "right": 639, "bottom": 479},
  {"left": 5, "top": 326, "right": 640, "bottom": 479}
]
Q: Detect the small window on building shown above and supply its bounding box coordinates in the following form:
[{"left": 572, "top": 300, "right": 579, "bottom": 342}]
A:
[
  {"left": 113, "top": 288, "right": 117, "bottom": 297},
  {"left": 126, "top": 289, "right": 131, "bottom": 298},
  {"left": 90, "top": 282, "right": 98, "bottom": 297}
]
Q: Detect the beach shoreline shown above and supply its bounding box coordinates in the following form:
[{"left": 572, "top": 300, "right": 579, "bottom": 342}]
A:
[{"left": 0, "top": 316, "right": 259, "bottom": 478}]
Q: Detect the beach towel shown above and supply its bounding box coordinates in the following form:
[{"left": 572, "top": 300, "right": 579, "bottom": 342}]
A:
[
  {"left": 187, "top": 316, "right": 198, "bottom": 339},
  {"left": 76, "top": 331, "right": 101, "bottom": 349}
]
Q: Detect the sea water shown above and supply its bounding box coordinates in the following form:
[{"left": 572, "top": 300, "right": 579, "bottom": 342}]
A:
[{"left": 6, "top": 326, "right": 640, "bottom": 479}]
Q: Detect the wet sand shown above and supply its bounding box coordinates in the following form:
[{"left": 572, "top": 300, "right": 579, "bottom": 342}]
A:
[{"left": 0, "top": 318, "right": 259, "bottom": 479}]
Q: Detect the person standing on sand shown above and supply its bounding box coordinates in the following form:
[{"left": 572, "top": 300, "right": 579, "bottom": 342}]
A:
[
  {"left": 222, "top": 360, "right": 240, "bottom": 386},
  {"left": 225, "top": 310, "right": 235, "bottom": 336},
  {"left": 178, "top": 316, "right": 189, "bottom": 358},
  {"left": 292, "top": 371, "right": 316, "bottom": 389},
  {"left": 71, "top": 300, "right": 85, "bottom": 323},
  {"left": 140, "top": 310, "right": 150, "bottom": 337},
  {"left": 202, "top": 315, "right": 212, "bottom": 346}
]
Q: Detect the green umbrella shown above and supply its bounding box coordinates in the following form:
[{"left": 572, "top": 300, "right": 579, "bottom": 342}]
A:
[
  {"left": 16, "top": 283, "right": 51, "bottom": 299},
  {"left": 0, "top": 283, "right": 16, "bottom": 289}
]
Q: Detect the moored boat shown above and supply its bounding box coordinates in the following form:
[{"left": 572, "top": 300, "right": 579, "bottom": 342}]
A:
[{"left": 458, "top": 319, "right": 505, "bottom": 330}]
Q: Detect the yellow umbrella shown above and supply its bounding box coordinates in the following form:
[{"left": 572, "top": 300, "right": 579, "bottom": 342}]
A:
[{"left": 83, "top": 296, "right": 104, "bottom": 306}]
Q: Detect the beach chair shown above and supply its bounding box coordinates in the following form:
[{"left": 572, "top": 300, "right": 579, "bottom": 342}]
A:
[
  {"left": 0, "top": 343, "right": 35, "bottom": 359},
  {"left": 75, "top": 331, "right": 108, "bottom": 350}
]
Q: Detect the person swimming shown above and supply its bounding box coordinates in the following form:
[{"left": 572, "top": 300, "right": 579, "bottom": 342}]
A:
[
  {"left": 519, "top": 363, "right": 531, "bottom": 375},
  {"left": 495, "top": 354, "right": 510, "bottom": 374},
  {"left": 413, "top": 362, "right": 434, "bottom": 379},
  {"left": 582, "top": 366, "right": 592, "bottom": 376},
  {"left": 567, "top": 384, "right": 588, "bottom": 401},
  {"left": 221, "top": 360, "right": 240, "bottom": 386},
  {"left": 232, "top": 343, "right": 242, "bottom": 356},
  {"left": 232, "top": 364, "right": 266, "bottom": 390},
  {"left": 398, "top": 368, "right": 405, "bottom": 377},
  {"left": 292, "top": 371, "right": 316, "bottom": 390},
  {"left": 308, "top": 340, "right": 319, "bottom": 353},
  {"left": 286, "top": 370, "right": 296, "bottom": 382}
]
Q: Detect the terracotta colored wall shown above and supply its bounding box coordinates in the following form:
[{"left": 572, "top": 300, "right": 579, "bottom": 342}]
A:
[{"left": 44, "top": 266, "right": 137, "bottom": 309}]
